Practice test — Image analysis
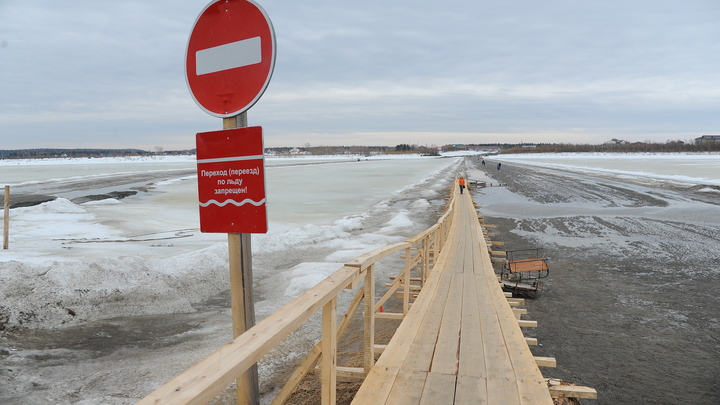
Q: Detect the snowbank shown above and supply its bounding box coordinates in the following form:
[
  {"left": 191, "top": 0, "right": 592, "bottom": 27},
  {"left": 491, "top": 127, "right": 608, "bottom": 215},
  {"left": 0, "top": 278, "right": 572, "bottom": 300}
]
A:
[{"left": 0, "top": 244, "right": 228, "bottom": 329}]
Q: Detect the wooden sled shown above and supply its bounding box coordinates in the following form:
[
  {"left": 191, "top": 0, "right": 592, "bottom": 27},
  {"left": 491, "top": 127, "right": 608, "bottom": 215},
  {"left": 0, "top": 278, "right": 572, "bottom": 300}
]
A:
[{"left": 500, "top": 248, "right": 549, "bottom": 299}]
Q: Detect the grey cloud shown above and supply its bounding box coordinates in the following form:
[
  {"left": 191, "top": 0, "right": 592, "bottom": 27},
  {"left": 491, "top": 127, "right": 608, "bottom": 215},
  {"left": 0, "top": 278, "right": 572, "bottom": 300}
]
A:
[{"left": 1, "top": 0, "right": 719, "bottom": 149}]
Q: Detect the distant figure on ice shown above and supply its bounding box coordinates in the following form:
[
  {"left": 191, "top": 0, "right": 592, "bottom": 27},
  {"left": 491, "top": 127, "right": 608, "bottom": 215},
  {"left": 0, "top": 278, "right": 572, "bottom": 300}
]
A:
[
  {"left": 481, "top": 160, "right": 485, "bottom": 166},
  {"left": 458, "top": 176, "right": 466, "bottom": 194},
  {"left": 497, "top": 162, "right": 501, "bottom": 170}
]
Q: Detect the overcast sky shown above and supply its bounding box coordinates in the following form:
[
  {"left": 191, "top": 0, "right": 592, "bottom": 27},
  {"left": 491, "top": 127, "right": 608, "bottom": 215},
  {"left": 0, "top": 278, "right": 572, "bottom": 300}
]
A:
[{"left": 1, "top": 0, "right": 719, "bottom": 150}]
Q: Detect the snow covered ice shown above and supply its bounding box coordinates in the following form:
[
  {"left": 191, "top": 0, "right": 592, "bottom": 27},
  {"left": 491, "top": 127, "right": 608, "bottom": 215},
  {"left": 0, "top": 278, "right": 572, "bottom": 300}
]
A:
[{"left": 0, "top": 155, "right": 462, "bottom": 329}]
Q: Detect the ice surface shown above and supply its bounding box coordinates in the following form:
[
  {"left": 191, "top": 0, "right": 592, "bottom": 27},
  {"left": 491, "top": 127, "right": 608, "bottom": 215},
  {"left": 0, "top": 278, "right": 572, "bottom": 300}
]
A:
[
  {"left": 494, "top": 152, "right": 720, "bottom": 187},
  {"left": 0, "top": 154, "right": 460, "bottom": 329}
]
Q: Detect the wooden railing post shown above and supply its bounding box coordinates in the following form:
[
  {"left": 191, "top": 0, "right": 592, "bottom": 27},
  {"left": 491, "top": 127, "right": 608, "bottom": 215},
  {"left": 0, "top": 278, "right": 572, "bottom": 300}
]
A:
[
  {"left": 363, "top": 264, "right": 375, "bottom": 372},
  {"left": 422, "top": 234, "right": 430, "bottom": 281},
  {"left": 403, "top": 247, "right": 411, "bottom": 315},
  {"left": 439, "top": 220, "right": 446, "bottom": 251},
  {"left": 443, "top": 219, "right": 448, "bottom": 249},
  {"left": 321, "top": 297, "right": 337, "bottom": 405},
  {"left": 429, "top": 229, "right": 437, "bottom": 283},
  {"left": 270, "top": 288, "right": 364, "bottom": 405}
]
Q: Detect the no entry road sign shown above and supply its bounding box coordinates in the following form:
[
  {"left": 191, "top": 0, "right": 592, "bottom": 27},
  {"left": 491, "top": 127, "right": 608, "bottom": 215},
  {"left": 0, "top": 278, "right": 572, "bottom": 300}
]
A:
[
  {"left": 196, "top": 127, "right": 267, "bottom": 233},
  {"left": 185, "top": 0, "right": 276, "bottom": 117}
]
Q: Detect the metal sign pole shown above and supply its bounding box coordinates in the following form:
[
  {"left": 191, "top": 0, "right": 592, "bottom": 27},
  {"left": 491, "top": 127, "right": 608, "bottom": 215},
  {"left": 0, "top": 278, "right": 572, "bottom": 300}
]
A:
[{"left": 223, "top": 112, "right": 260, "bottom": 405}]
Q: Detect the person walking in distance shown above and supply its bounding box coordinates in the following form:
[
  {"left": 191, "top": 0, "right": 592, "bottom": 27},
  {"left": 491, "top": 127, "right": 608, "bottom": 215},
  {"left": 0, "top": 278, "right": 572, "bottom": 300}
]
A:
[
  {"left": 497, "top": 162, "right": 501, "bottom": 170},
  {"left": 458, "top": 176, "right": 466, "bottom": 194}
]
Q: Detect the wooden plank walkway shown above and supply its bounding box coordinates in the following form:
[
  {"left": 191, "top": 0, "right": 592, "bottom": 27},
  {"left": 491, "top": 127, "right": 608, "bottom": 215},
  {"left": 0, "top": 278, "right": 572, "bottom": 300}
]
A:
[{"left": 351, "top": 188, "right": 553, "bottom": 405}]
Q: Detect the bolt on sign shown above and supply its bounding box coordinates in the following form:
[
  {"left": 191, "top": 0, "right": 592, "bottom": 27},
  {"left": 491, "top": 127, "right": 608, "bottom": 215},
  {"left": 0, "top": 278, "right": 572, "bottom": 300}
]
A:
[{"left": 196, "top": 127, "right": 267, "bottom": 233}]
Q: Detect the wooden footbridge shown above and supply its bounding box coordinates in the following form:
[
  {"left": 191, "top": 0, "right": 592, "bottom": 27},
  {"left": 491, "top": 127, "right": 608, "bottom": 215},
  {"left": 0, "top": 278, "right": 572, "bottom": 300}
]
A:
[{"left": 138, "top": 179, "right": 596, "bottom": 405}]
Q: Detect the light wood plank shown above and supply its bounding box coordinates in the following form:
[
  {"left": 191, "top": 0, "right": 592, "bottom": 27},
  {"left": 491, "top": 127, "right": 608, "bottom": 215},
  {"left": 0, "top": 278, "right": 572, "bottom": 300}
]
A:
[
  {"left": 418, "top": 372, "right": 457, "bottom": 405},
  {"left": 375, "top": 312, "right": 404, "bottom": 320},
  {"left": 486, "top": 377, "right": 521, "bottom": 404},
  {"left": 457, "top": 269, "right": 486, "bottom": 378},
  {"left": 473, "top": 288, "right": 520, "bottom": 402},
  {"left": 402, "top": 272, "right": 454, "bottom": 373},
  {"left": 384, "top": 370, "right": 427, "bottom": 405},
  {"left": 430, "top": 273, "right": 464, "bottom": 375},
  {"left": 363, "top": 265, "right": 376, "bottom": 372},
  {"left": 349, "top": 366, "right": 401, "bottom": 405},
  {"left": 507, "top": 298, "right": 525, "bottom": 306},
  {"left": 321, "top": 297, "right": 337, "bottom": 405},
  {"left": 346, "top": 242, "right": 411, "bottom": 270},
  {"left": 352, "top": 261, "right": 450, "bottom": 403},
  {"left": 534, "top": 357, "right": 557, "bottom": 368},
  {"left": 518, "top": 320, "right": 538, "bottom": 328},
  {"left": 548, "top": 384, "right": 598, "bottom": 399},
  {"left": 478, "top": 263, "right": 553, "bottom": 404},
  {"left": 454, "top": 375, "right": 488, "bottom": 405}
]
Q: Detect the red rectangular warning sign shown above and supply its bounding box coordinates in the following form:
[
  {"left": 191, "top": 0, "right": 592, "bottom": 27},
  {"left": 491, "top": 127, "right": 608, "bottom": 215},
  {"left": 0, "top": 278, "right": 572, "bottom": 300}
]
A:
[{"left": 196, "top": 126, "right": 267, "bottom": 233}]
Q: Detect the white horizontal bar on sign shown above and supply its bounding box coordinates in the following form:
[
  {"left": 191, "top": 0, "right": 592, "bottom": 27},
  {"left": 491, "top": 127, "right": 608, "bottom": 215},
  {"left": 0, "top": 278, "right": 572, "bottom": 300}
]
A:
[
  {"left": 196, "top": 36, "right": 262, "bottom": 75},
  {"left": 197, "top": 155, "right": 264, "bottom": 164}
]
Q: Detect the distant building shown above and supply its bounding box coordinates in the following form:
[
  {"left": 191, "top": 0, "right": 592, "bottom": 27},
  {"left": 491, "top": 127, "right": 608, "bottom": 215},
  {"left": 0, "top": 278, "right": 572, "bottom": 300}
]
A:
[
  {"left": 695, "top": 135, "right": 720, "bottom": 144},
  {"left": 290, "top": 147, "right": 308, "bottom": 155},
  {"left": 604, "top": 138, "right": 627, "bottom": 145}
]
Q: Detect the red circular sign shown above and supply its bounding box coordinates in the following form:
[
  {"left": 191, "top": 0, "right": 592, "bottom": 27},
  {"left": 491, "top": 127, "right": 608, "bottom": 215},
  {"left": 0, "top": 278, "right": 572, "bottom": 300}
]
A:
[{"left": 185, "top": 0, "right": 276, "bottom": 117}]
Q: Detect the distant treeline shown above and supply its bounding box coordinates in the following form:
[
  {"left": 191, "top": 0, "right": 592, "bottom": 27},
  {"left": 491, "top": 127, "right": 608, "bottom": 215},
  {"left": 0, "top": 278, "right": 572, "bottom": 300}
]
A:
[
  {"left": 501, "top": 140, "right": 720, "bottom": 154},
  {"left": 266, "top": 144, "right": 513, "bottom": 156},
  {"left": 0, "top": 148, "right": 195, "bottom": 159},
  {"left": 267, "top": 145, "right": 398, "bottom": 156},
  {"left": 7, "top": 141, "right": 719, "bottom": 159}
]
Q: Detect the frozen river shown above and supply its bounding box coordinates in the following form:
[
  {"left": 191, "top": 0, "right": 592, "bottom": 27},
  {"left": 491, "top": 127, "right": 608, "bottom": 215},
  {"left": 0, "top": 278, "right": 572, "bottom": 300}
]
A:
[
  {"left": 3, "top": 151, "right": 719, "bottom": 327},
  {"left": 2, "top": 151, "right": 720, "bottom": 404},
  {"left": 1, "top": 155, "right": 458, "bottom": 235},
  {"left": 0, "top": 153, "right": 465, "bottom": 404},
  {"left": 0, "top": 154, "right": 462, "bottom": 328},
  {"left": 494, "top": 152, "right": 720, "bottom": 187}
]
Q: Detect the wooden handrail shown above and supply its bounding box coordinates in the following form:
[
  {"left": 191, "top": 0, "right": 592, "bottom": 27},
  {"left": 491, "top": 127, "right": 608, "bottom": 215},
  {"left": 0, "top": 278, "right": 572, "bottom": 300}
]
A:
[
  {"left": 269, "top": 288, "right": 365, "bottom": 405},
  {"left": 406, "top": 222, "right": 438, "bottom": 244},
  {"left": 138, "top": 180, "right": 461, "bottom": 405},
  {"left": 345, "top": 241, "right": 411, "bottom": 270},
  {"left": 137, "top": 265, "right": 362, "bottom": 405}
]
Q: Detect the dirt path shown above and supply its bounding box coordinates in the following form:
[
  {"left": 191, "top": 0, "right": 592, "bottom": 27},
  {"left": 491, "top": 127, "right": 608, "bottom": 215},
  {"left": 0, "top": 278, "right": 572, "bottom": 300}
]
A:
[{"left": 470, "top": 158, "right": 720, "bottom": 405}]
